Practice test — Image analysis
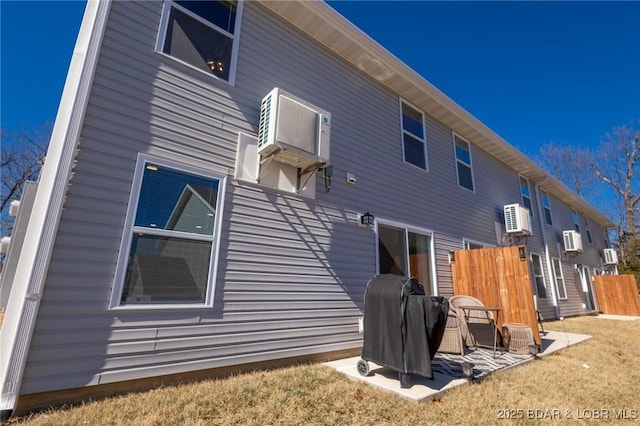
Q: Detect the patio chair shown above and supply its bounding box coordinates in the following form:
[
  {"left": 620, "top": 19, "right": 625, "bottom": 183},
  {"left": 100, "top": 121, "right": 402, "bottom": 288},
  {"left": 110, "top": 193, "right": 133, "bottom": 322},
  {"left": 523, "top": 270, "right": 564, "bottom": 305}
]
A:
[
  {"left": 436, "top": 305, "right": 465, "bottom": 356},
  {"left": 449, "top": 295, "right": 496, "bottom": 348}
]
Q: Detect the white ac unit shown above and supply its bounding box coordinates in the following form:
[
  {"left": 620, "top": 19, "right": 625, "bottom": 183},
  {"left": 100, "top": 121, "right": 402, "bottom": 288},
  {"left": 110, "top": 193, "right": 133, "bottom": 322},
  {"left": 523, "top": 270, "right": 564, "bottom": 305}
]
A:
[
  {"left": 257, "top": 88, "right": 331, "bottom": 170},
  {"left": 504, "top": 204, "right": 532, "bottom": 235},
  {"left": 562, "top": 230, "right": 584, "bottom": 253},
  {"left": 603, "top": 248, "right": 618, "bottom": 265}
]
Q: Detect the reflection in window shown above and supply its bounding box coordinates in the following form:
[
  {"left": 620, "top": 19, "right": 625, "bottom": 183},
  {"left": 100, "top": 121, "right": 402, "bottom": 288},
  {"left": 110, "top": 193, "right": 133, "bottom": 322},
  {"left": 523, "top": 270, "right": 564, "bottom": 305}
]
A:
[
  {"left": 454, "top": 135, "right": 474, "bottom": 191},
  {"left": 116, "top": 161, "right": 224, "bottom": 306},
  {"left": 159, "top": 1, "right": 241, "bottom": 82},
  {"left": 401, "top": 101, "right": 427, "bottom": 170},
  {"left": 377, "top": 224, "right": 433, "bottom": 295},
  {"left": 520, "top": 176, "right": 533, "bottom": 215},
  {"left": 541, "top": 189, "right": 553, "bottom": 225}
]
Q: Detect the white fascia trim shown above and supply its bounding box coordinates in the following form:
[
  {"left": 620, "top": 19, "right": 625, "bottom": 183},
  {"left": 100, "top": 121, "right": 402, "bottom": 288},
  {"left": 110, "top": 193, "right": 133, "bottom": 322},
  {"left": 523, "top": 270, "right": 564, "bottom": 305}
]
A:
[{"left": 0, "top": 0, "right": 111, "bottom": 415}]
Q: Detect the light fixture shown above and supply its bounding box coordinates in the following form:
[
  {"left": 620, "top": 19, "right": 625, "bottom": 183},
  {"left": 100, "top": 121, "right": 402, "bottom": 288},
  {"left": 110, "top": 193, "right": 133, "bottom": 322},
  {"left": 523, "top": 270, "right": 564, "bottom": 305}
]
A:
[
  {"left": 146, "top": 164, "right": 158, "bottom": 171},
  {"left": 518, "top": 246, "right": 526, "bottom": 260},
  {"left": 207, "top": 59, "right": 224, "bottom": 73},
  {"left": 359, "top": 212, "right": 374, "bottom": 227}
]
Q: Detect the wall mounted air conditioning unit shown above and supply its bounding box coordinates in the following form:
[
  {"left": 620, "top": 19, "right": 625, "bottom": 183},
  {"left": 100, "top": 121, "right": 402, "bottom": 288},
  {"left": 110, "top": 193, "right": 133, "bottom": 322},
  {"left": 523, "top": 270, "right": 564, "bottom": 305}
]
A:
[
  {"left": 258, "top": 88, "right": 331, "bottom": 170},
  {"left": 504, "top": 204, "right": 532, "bottom": 236},
  {"left": 603, "top": 248, "right": 618, "bottom": 265},
  {"left": 562, "top": 230, "right": 584, "bottom": 253}
]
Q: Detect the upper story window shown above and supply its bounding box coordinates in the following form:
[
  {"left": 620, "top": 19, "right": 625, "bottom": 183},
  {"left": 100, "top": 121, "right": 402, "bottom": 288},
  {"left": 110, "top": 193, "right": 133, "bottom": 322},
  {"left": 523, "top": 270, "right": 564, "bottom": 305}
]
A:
[
  {"left": 572, "top": 209, "right": 580, "bottom": 232},
  {"left": 400, "top": 100, "right": 428, "bottom": 170},
  {"left": 519, "top": 176, "right": 533, "bottom": 215},
  {"left": 541, "top": 189, "right": 553, "bottom": 225},
  {"left": 453, "top": 134, "right": 474, "bottom": 191},
  {"left": 584, "top": 216, "right": 593, "bottom": 243},
  {"left": 110, "top": 155, "right": 227, "bottom": 309},
  {"left": 157, "top": 1, "right": 243, "bottom": 84}
]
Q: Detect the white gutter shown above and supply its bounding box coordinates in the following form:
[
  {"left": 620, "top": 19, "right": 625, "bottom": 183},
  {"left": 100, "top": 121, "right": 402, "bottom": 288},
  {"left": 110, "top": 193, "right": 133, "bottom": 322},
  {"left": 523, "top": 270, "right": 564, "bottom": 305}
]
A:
[
  {"left": 534, "top": 180, "right": 561, "bottom": 320},
  {"left": 0, "top": 1, "right": 110, "bottom": 420}
]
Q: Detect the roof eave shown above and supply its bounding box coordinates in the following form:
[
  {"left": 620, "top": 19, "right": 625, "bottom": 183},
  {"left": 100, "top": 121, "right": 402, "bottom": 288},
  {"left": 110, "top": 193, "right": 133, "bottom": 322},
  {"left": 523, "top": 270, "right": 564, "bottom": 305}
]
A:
[{"left": 257, "top": 1, "right": 613, "bottom": 228}]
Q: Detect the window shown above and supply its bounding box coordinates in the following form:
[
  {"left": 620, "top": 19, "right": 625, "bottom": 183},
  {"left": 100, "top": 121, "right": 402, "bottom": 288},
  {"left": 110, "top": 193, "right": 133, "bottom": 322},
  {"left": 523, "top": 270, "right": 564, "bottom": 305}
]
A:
[
  {"left": 541, "top": 189, "right": 553, "bottom": 225},
  {"left": 111, "top": 157, "right": 226, "bottom": 308},
  {"left": 572, "top": 209, "right": 580, "bottom": 232},
  {"left": 463, "top": 239, "right": 490, "bottom": 249},
  {"left": 400, "top": 101, "right": 427, "bottom": 170},
  {"left": 584, "top": 216, "right": 592, "bottom": 243},
  {"left": 158, "top": 1, "right": 243, "bottom": 83},
  {"left": 454, "top": 134, "right": 474, "bottom": 191},
  {"left": 377, "top": 223, "right": 433, "bottom": 294},
  {"left": 552, "top": 258, "right": 567, "bottom": 299},
  {"left": 519, "top": 176, "right": 533, "bottom": 215},
  {"left": 530, "top": 253, "right": 547, "bottom": 298}
]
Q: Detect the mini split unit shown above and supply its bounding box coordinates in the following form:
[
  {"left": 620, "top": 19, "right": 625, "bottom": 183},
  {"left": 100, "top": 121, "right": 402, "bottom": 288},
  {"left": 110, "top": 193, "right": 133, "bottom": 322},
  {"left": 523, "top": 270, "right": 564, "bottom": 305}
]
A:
[
  {"left": 562, "top": 230, "right": 583, "bottom": 253},
  {"left": 504, "top": 204, "right": 532, "bottom": 236},
  {"left": 603, "top": 248, "right": 618, "bottom": 265},
  {"left": 257, "top": 88, "right": 331, "bottom": 171}
]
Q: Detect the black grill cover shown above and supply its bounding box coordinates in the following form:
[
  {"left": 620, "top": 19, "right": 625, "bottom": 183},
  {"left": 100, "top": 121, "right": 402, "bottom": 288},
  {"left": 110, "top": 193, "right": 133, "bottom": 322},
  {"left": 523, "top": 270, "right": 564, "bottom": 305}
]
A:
[{"left": 361, "top": 274, "right": 449, "bottom": 379}]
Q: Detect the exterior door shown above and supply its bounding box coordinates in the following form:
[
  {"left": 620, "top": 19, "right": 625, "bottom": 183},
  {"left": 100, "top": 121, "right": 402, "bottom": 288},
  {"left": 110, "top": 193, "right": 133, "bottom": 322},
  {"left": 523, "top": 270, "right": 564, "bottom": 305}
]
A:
[{"left": 377, "top": 223, "right": 434, "bottom": 295}]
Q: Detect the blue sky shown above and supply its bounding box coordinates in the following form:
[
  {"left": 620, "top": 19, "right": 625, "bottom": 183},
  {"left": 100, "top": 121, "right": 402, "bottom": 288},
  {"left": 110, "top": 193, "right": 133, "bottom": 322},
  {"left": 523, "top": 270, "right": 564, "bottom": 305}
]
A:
[{"left": 1, "top": 1, "right": 639, "bottom": 158}]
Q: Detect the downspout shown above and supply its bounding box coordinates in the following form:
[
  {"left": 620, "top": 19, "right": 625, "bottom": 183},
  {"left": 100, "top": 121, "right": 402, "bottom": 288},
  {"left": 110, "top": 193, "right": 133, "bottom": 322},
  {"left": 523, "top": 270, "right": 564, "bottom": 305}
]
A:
[
  {"left": 0, "top": 1, "right": 110, "bottom": 421},
  {"left": 534, "top": 180, "right": 562, "bottom": 320}
]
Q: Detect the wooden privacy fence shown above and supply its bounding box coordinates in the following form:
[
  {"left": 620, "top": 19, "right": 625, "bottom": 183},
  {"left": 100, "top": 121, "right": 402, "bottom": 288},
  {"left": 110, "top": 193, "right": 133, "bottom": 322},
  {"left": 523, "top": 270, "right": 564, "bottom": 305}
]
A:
[
  {"left": 451, "top": 245, "right": 541, "bottom": 345},
  {"left": 593, "top": 274, "right": 640, "bottom": 316}
]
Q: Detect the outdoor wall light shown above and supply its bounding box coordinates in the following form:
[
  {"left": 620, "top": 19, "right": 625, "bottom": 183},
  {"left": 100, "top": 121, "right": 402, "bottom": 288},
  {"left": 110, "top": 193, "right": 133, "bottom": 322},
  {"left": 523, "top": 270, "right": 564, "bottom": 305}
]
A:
[
  {"left": 359, "top": 212, "right": 375, "bottom": 227},
  {"left": 518, "top": 246, "right": 526, "bottom": 260}
]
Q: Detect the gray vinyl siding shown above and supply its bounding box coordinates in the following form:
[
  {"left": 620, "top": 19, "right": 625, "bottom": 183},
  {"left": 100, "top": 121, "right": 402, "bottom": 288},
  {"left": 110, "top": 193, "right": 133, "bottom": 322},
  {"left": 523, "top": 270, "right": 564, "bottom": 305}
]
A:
[
  {"left": 20, "top": 1, "right": 381, "bottom": 394},
  {"left": 19, "top": 0, "right": 612, "bottom": 395}
]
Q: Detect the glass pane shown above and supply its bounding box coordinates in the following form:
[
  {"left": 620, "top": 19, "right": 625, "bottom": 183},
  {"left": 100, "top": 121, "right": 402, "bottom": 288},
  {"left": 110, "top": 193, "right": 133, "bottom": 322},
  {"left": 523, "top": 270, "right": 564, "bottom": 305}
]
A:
[
  {"left": 457, "top": 162, "right": 474, "bottom": 190},
  {"left": 164, "top": 7, "right": 233, "bottom": 80},
  {"left": 404, "top": 134, "right": 426, "bottom": 169},
  {"left": 544, "top": 208, "right": 553, "bottom": 225},
  {"left": 176, "top": 0, "right": 237, "bottom": 33},
  {"left": 402, "top": 104, "right": 424, "bottom": 139},
  {"left": 522, "top": 197, "right": 532, "bottom": 214},
  {"left": 455, "top": 138, "right": 470, "bottom": 164},
  {"left": 121, "top": 234, "right": 211, "bottom": 304},
  {"left": 135, "top": 164, "right": 219, "bottom": 236},
  {"left": 519, "top": 176, "right": 530, "bottom": 197},
  {"left": 378, "top": 225, "right": 407, "bottom": 276},
  {"left": 408, "top": 232, "right": 431, "bottom": 294}
]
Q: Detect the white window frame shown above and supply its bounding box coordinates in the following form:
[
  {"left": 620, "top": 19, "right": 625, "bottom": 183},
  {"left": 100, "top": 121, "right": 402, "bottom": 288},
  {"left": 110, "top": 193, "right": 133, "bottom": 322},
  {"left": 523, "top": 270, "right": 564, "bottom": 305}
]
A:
[
  {"left": 519, "top": 175, "right": 533, "bottom": 216},
  {"left": 109, "top": 154, "right": 227, "bottom": 310},
  {"left": 552, "top": 257, "right": 568, "bottom": 300},
  {"left": 156, "top": 0, "right": 244, "bottom": 85},
  {"left": 399, "top": 99, "right": 428, "bottom": 171},
  {"left": 453, "top": 133, "right": 475, "bottom": 192},
  {"left": 375, "top": 218, "right": 437, "bottom": 295},
  {"left": 530, "top": 252, "right": 547, "bottom": 298}
]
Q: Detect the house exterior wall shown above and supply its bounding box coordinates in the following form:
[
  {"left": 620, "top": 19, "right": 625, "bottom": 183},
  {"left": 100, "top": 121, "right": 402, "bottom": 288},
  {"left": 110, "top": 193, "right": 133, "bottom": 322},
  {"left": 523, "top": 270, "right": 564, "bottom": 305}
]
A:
[{"left": 6, "top": 0, "right": 613, "bottom": 401}]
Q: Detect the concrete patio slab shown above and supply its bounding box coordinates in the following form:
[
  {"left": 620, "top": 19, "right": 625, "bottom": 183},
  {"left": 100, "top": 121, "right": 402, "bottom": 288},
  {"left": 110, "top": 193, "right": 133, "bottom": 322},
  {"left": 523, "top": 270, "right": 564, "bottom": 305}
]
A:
[{"left": 324, "top": 329, "right": 591, "bottom": 403}]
